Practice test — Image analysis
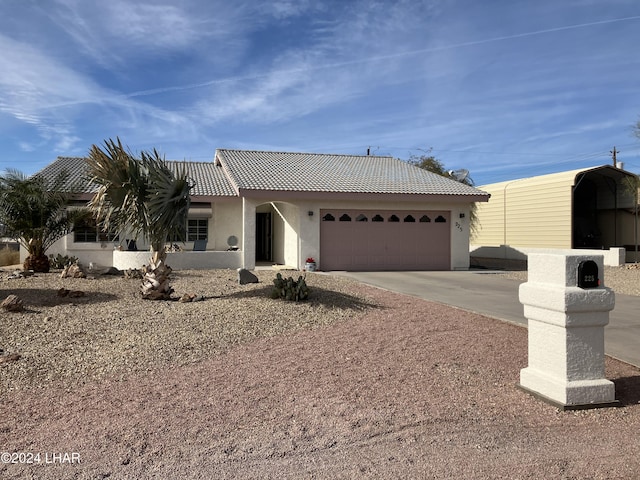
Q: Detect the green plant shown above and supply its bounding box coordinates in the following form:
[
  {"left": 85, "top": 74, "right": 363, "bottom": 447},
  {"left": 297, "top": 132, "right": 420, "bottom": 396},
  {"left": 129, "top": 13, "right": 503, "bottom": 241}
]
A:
[
  {"left": 48, "top": 253, "right": 79, "bottom": 269},
  {"left": 270, "top": 273, "right": 310, "bottom": 301},
  {"left": 0, "top": 169, "right": 82, "bottom": 272}
]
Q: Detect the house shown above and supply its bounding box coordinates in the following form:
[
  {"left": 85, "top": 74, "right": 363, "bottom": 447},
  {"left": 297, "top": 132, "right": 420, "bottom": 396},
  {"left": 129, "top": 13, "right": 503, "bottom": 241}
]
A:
[
  {"left": 471, "top": 165, "right": 640, "bottom": 267},
  {"left": 35, "top": 149, "right": 490, "bottom": 271}
]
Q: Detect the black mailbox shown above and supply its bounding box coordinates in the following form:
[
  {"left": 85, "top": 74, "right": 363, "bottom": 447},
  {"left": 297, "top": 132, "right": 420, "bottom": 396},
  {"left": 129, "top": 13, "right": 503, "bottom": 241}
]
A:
[{"left": 577, "top": 260, "right": 599, "bottom": 288}]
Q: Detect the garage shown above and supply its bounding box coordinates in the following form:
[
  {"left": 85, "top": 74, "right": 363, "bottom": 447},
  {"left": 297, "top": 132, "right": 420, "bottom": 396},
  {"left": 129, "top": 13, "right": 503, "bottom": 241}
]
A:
[{"left": 319, "top": 209, "right": 451, "bottom": 271}]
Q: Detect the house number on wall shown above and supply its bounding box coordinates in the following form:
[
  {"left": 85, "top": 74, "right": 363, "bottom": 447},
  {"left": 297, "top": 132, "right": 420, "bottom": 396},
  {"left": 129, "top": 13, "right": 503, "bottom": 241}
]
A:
[{"left": 455, "top": 221, "right": 463, "bottom": 232}]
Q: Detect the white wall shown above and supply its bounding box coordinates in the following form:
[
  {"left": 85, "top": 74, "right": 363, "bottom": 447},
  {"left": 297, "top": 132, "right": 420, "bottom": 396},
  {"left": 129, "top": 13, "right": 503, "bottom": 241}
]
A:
[
  {"left": 212, "top": 200, "right": 243, "bottom": 250},
  {"left": 470, "top": 245, "right": 626, "bottom": 267}
]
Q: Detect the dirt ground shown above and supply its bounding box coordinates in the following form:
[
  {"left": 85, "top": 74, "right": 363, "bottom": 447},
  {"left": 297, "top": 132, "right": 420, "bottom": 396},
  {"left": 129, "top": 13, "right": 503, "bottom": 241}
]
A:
[{"left": 2, "top": 279, "right": 640, "bottom": 479}]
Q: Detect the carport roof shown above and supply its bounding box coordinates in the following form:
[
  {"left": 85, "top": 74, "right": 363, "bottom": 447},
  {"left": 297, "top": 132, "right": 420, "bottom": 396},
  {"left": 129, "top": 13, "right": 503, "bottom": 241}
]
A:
[{"left": 215, "top": 149, "right": 489, "bottom": 197}]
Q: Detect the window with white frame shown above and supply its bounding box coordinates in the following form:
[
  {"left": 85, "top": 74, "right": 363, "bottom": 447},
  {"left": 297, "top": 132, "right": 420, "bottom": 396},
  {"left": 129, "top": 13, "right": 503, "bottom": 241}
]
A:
[{"left": 187, "top": 218, "right": 208, "bottom": 241}]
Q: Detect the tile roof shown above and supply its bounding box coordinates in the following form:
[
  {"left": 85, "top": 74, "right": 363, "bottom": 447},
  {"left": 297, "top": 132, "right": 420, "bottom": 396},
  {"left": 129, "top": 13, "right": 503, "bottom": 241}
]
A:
[
  {"left": 216, "top": 149, "right": 488, "bottom": 197},
  {"left": 35, "top": 157, "right": 237, "bottom": 197},
  {"left": 35, "top": 151, "right": 489, "bottom": 200},
  {"left": 36, "top": 157, "right": 99, "bottom": 193}
]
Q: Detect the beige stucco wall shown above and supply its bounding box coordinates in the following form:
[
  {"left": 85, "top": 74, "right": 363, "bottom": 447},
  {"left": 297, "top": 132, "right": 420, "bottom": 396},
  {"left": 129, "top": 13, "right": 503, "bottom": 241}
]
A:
[
  {"left": 44, "top": 196, "right": 477, "bottom": 271},
  {"left": 211, "top": 200, "right": 242, "bottom": 250},
  {"left": 44, "top": 199, "right": 244, "bottom": 269}
]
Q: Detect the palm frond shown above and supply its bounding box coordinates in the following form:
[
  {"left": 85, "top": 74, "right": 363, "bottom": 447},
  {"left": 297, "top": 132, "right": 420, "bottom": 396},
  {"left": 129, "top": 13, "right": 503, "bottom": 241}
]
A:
[
  {"left": 86, "top": 138, "right": 194, "bottom": 255},
  {"left": 0, "top": 168, "right": 77, "bottom": 255}
]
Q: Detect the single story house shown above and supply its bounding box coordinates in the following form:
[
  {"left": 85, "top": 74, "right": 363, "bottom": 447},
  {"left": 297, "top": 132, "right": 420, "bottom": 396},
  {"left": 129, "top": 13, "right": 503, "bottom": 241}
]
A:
[
  {"left": 471, "top": 165, "right": 640, "bottom": 266},
  {"left": 35, "top": 149, "right": 490, "bottom": 271}
]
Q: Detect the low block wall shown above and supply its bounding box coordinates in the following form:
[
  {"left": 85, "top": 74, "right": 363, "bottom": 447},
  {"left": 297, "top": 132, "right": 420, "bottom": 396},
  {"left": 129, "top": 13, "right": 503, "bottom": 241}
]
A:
[
  {"left": 470, "top": 245, "right": 626, "bottom": 268},
  {"left": 112, "top": 250, "right": 242, "bottom": 270}
]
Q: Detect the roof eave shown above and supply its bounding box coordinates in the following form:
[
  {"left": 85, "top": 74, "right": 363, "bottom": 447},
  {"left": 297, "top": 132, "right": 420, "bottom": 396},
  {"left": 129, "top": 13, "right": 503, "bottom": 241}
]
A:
[{"left": 237, "top": 188, "right": 490, "bottom": 203}]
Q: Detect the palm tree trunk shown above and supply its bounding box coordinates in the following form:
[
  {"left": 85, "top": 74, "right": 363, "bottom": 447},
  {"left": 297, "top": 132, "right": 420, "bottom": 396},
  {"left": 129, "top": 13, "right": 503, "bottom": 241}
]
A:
[{"left": 141, "top": 244, "right": 173, "bottom": 300}]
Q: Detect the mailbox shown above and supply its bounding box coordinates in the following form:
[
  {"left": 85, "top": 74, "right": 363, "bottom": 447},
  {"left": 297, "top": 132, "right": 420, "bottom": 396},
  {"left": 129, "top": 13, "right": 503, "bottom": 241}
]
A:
[{"left": 577, "top": 260, "right": 599, "bottom": 288}]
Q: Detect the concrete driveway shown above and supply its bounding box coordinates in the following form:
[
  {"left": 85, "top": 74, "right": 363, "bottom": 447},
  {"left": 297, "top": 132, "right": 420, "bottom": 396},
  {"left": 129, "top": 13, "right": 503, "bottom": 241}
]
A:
[{"left": 332, "top": 270, "right": 640, "bottom": 368}]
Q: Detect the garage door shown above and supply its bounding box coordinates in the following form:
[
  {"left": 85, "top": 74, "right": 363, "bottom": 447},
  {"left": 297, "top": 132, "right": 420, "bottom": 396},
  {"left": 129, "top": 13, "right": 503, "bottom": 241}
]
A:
[{"left": 319, "top": 209, "right": 451, "bottom": 271}]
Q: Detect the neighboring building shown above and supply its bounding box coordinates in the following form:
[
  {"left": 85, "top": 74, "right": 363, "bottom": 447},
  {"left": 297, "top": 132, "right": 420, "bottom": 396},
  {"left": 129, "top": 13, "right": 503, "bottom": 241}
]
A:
[
  {"left": 35, "top": 149, "right": 490, "bottom": 271},
  {"left": 472, "top": 165, "right": 640, "bottom": 266}
]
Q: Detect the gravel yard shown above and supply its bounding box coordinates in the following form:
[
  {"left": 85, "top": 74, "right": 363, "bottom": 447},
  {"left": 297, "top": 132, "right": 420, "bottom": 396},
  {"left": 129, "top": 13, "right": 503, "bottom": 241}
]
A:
[
  {"left": 0, "top": 269, "right": 369, "bottom": 393},
  {"left": 1, "top": 265, "right": 640, "bottom": 479},
  {"left": 496, "top": 264, "right": 640, "bottom": 296}
]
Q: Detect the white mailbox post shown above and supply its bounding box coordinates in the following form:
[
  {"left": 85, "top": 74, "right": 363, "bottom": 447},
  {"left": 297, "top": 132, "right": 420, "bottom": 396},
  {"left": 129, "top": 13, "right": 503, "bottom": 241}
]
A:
[{"left": 519, "top": 253, "right": 616, "bottom": 409}]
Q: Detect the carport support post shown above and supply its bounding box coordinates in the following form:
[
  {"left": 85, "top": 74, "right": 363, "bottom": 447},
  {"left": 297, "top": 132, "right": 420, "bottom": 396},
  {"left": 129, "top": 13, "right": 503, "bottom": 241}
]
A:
[{"left": 518, "top": 253, "right": 616, "bottom": 409}]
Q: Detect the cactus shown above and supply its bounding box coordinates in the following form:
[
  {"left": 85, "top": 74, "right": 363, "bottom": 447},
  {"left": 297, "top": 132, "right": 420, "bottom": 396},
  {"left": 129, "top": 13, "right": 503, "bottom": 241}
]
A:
[{"left": 270, "top": 272, "right": 310, "bottom": 301}]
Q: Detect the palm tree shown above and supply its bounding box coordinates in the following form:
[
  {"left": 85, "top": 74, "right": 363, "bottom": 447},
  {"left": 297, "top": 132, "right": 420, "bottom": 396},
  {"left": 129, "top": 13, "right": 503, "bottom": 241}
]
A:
[
  {"left": 86, "top": 138, "right": 193, "bottom": 299},
  {"left": 0, "top": 169, "right": 79, "bottom": 272}
]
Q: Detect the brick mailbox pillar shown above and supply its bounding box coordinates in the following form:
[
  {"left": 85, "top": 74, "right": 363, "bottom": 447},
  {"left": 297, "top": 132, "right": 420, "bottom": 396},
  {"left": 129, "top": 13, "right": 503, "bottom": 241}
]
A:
[{"left": 519, "top": 253, "right": 616, "bottom": 409}]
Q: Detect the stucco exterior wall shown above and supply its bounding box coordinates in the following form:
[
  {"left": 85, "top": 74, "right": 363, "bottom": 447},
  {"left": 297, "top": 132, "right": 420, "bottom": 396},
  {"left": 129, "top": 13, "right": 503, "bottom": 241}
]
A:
[
  {"left": 211, "top": 200, "right": 242, "bottom": 250},
  {"left": 40, "top": 196, "right": 476, "bottom": 271}
]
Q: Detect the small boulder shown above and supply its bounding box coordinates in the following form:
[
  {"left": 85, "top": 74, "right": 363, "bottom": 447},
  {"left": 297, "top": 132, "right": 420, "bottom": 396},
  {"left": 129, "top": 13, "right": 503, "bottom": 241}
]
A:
[
  {"left": 237, "top": 268, "right": 259, "bottom": 285},
  {"left": 1, "top": 295, "right": 24, "bottom": 312},
  {"left": 0, "top": 353, "right": 21, "bottom": 364},
  {"left": 60, "top": 264, "right": 86, "bottom": 279}
]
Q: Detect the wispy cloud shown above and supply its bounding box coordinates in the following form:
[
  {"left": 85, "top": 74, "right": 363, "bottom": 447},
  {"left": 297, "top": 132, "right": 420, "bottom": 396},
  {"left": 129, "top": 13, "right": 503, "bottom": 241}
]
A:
[{"left": 1, "top": 0, "right": 639, "bottom": 179}]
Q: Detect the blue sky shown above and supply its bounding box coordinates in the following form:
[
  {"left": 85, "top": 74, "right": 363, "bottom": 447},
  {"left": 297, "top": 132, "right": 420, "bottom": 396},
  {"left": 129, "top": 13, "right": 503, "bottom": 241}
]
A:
[{"left": 1, "top": 0, "right": 639, "bottom": 185}]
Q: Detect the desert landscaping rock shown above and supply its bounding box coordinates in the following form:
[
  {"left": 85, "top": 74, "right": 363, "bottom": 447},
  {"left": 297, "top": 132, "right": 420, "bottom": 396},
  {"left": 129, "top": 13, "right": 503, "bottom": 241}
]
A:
[
  {"left": 0, "top": 266, "right": 639, "bottom": 479},
  {"left": 238, "top": 267, "right": 259, "bottom": 285},
  {"left": 1, "top": 294, "right": 23, "bottom": 312}
]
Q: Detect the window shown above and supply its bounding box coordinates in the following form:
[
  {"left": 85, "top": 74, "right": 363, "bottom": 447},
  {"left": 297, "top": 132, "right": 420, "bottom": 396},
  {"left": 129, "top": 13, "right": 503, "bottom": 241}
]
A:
[
  {"left": 388, "top": 214, "right": 400, "bottom": 222},
  {"left": 73, "top": 215, "right": 118, "bottom": 243},
  {"left": 356, "top": 214, "right": 368, "bottom": 222},
  {"left": 339, "top": 214, "right": 352, "bottom": 222},
  {"left": 404, "top": 215, "right": 416, "bottom": 223},
  {"left": 420, "top": 215, "right": 431, "bottom": 223},
  {"left": 435, "top": 215, "right": 447, "bottom": 223},
  {"left": 322, "top": 213, "right": 335, "bottom": 221},
  {"left": 187, "top": 219, "right": 208, "bottom": 241},
  {"left": 372, "top": 214, "right": 384, "bottom": 222}
]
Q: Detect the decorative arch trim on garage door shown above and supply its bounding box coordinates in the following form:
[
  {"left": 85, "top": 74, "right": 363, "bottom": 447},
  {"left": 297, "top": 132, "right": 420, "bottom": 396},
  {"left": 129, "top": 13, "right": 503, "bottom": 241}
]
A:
[{"left": 320, "top": 209, "right": 451, "bottom": 271}]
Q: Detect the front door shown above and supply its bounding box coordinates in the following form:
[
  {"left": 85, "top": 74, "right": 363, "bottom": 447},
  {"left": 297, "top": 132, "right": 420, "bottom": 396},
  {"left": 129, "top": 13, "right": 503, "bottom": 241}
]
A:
[{"left": 256, "top": 212, "right": 272, "bottom": 262}]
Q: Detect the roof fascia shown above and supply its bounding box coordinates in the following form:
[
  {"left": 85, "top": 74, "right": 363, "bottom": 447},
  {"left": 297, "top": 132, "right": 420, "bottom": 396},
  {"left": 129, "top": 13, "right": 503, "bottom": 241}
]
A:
[
  {"left": 237, "top": 188, "right": 490, "bottom": 203},
  {"left": 214, "top": 150, "right": 240, "bottom": 195}
]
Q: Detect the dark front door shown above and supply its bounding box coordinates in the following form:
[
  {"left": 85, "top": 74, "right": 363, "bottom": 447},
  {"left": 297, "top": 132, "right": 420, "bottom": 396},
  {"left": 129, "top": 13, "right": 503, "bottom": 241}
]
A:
[{"left": 256, "top": 212, "right": 272, "bottom": 262}]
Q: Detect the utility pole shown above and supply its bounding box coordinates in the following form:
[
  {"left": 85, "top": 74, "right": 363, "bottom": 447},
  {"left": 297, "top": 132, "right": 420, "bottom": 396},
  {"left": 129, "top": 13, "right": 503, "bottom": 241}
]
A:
[{"left": 611, "top": 146, "right": 619, "bottom": 168}]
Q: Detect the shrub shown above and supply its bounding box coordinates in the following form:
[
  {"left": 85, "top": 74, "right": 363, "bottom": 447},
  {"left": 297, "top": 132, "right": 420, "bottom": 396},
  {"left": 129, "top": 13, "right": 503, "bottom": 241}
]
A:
[
  {"left": 270, "top": 273, "right": 310, "bottom": 301},
  {"left": 48, "top": 253, "right": 79, "bottom": 270}
]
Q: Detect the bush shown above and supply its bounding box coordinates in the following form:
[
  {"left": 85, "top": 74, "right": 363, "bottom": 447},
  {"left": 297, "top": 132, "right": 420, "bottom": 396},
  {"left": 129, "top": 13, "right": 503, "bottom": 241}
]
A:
[
  {"left": 48, "top": 253, "right": 79, "bottom": 270},
  {"left": 0, "top": 245, "right": 19, "bottom": 266},
  {"left": 270, "top": 273, "right": 310, "bottom": 301}
]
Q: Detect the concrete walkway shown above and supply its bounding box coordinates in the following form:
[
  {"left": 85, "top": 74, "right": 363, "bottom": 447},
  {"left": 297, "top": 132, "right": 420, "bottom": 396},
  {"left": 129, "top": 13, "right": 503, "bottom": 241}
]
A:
[{"left": 332, "top": 270, "right": 640, "bottom": 369}]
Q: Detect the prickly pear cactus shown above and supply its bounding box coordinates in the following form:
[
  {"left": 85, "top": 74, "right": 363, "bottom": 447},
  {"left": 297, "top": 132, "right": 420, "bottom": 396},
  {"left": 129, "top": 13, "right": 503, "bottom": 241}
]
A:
[{"left": 271, "top": 273, "right": 310, "bottom": 301}]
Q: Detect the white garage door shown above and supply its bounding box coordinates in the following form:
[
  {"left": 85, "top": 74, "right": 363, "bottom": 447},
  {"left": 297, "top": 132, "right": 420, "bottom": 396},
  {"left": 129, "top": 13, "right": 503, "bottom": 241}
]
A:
[{"left": 319, "top": 209, "right": 451, "bottom": 271}]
